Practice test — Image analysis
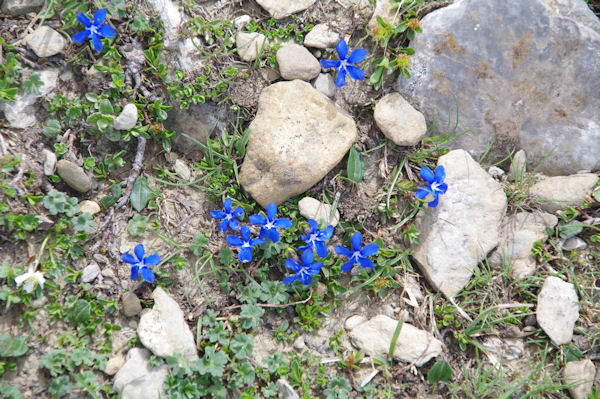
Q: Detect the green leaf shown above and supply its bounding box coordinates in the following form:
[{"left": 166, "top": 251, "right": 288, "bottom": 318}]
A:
[
  {"left": 43, "top": 119, "right": 62, "bottom": 138},
  {"left": 21, "top": 74, "right": 44, "bottom": 94},
  {"left": 71, "top": 213, "right": 94, "bottom": 233},
  {"left": 388, "top": 318, "right": 404, "bottom": 361},
  {"left": 347, "top": 147, "right": 364, "bottom": 184},
  {"left": 128, "top": 214, "right": 147, "bottom": 237},
  {"left": 190, "top": 234, "right": 209, "bottom": 256},
  {"left": 98, "top": 99, "right": 114, "bottom": 115},
  {"left": 427, "top": 359, "right": 453, "bottom": 384},
  {"left": 130, "top": 177, "right": 150, "bottom": 212},
  {"left": 43, "top": 190, "right": 67, "bottom": 215},
  {"left": 218, "top": 248, "right": 233, "bottom": 266},
  {"left": 66, "top": 299, "right": 91, "bottom": 326},
  {"left": 230, "top": 334, "right": 253, "bottom": 360},
  {"left": 0, "top": 334, "right": 28, "bottom": 357},
  {"left": 558, "top": 221, "right": 583, "bottom": 239},
  {"left": 240, "top": 304, "right": 265, "bottom": 330},
  {"left": 197, "top": 347, "right": 228, "bottom": 378},
  {"left": 63, "top": 196, "right": 80, "bottom": 217}
]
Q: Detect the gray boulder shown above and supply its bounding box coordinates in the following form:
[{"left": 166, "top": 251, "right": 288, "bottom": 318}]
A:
[
  {"left": 529, "top": 173, "right": 598, "bottom": 213},
  {"left": 113, "top": 348, "right": 167, "bottom": 399},
  {"left": 1, "top": 0, "right": 44, "bottom": 15},
  {"left": 256, "top": 0, "right": 316, "bottom": 19},
  {"left": 397, "top": 0, "right": 600, "bottom": 176}
]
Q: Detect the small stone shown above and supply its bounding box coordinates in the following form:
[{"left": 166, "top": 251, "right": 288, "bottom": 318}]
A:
[
  {"left": 105, "top": 354, "right": 126, "bottom": 375},
  {"left": 276, "top": 379, "right": 300, "bottom": 399},
  {"left": 508, "top": 150, "right": 527, "bottom": 182},
  {"left": 536, "top": 276, "right": 579, "bottom": 346},
  {"left": 292, "top": 336, "right": 306, "bottom": 351},
  {"left": 81, "top": 262, "right": 100, "bottom": 283},
  {"left": 1, "top": 0, "right": 45, "bottom": 16},
  {"left": 236, "top": 32, "right": 269, "bottom": 62},
  {"left": 122, "top": 292, "right": 142, "bottom": 317},
  {"left": 42, "top": 149, "right": 57, "bottom": 176},
  {"left": 256, "top": 0, "right": 317, "bottom": 19},
  {"left": 113, "top": 348, "right": 167, "bottom": 399},
  {"left": 56, "top": 160, "right": 92, "bottom": 193},
  {"left": 173, "top": 159, "right": 191, "bottom": 181},
  {"left": 563, "top": 359, "right": 596, "bottom": 399},
  {"left": 313, "top": 73, "right": 336, "bottom": 98},
  {"left": 562, "top": 237, "right": 587, "bottom": 251},
  {"left": 374, "top": 93, "right": 427, "bottom": 146},
  {"left": 298, "top": 197, "right": 340, "bottom": 227},
  {"left": 102, "top": 268, "right": 116, "bottom": 279},
  {"left": 36, "top": 214, "right": 54, "bottom": 230},
  {"left": 233, "top": 15, "right": 251, "bottom": 30},
  {"left": 93, "top": 254, "right": 109, "bottom": 264},
  {"left": 530, "top": 173, "right": 598, "bottom": 213},
  {"left": 303, "top": 24, "right": 339, "bottom": 49},
  {"left": 26, "top": 26, "right": 66, "bottom": 58},
  {"left": 79, "top": 200, "right": 101, "bottom": 215},
  {"left": 276, "top": 43, "right": 321, "bottom": 81},
  {"left": 114, "top": 104, "right": 138, "bottom": 130},
  {"left": 487, "top": 166, "right": 505, "bottom": 179}
]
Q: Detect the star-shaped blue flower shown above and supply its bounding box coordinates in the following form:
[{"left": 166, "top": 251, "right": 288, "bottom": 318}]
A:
[
  {"left": 211, "top": 198, "right": 244, "bottom": 232},
  {"left": 298, "top": 219, "right": 334, "bottom": 258},
  {"left": 320, "top": 38, "right": 368, "bottom": 89},
  {"left": 72, "top": 9, "right": 117, "bottom": 52},
  {"left": 334, "top": 232, "right": 380, "bottom": 273},
  {"left": 415, "top": 165, "right": 448, "bottom": 208},
  {"left": 226, "top": 225, "right": 264, "bottom": 263},
  {"left": 121, "top": 244, "right": 161, "bottom": 283},
  {"left": 249, "top": 203, "right": 292, "bottom": 243},
  {"left": 283, "top": 250, "right": 323, "bottom": 286}
]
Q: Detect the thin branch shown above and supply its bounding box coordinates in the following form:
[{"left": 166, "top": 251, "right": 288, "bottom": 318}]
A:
[{"left": 115, "top": 136, "right": 146, "bottom": 210}]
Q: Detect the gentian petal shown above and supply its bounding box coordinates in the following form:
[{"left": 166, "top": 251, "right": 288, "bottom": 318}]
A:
[
  {"left": 232, "top": 207, "right": 244, "bottom": 218},
  {"left": 134, "top": 244, "right": 145, "bottom": 261},
  {"left": 223, "top": 198, "right": 232, "bottom": 212},
  {"left": 420, "top": 166, "right": 435, "bottom": 183},
  {"left": 250, "top": 238, "right": 265, "bottom": 246},
  {"left": 266, "top": 228, "right": 280, "bottom": 243},
  {"left": 358, "top": 257, "right": 375, "bottom": 269},
  {"left": 218, "top": 219, "right": 229, "bottom": 232},
  {"left": 226, "top": 235, "right": 243, "bottom": 247},
  {"left": 229, "top": 218, "right": 240, "bottom": 231},
  {"left": 238, "top": 248, "right": 253, "bottom": 263},
  {"left": 76, "top": 12, "right": 92, "bottom": 28},
  {"left": 266, "top": 203, "right": 277, "bottom": 221},
  {"left": 300, "top": 249, "right": 314, "bottom": 266},
  {"left": 350, "top": 232, "right": 362, "bottom": 252},
  {"left": 98, "top": 24, "right": 116, "bottom": 39},
  {"left": 285, "top": 258, "right": 301, "bottom": 272},
  {"left": 274, "top": 218, "right": 292, "bottom": 228},
  {"left": 93, "top": 8, "right": 107, "bottom": 25},
  {"left": 300, "top": 273, "right": 313, "bottom": 285},
  {"left": 320, "top": 59, "right": 339, "bottom": 69},
  {"left": 91, "top": 33, "right": 103, "bottom": 52},
  {"left": 436, "top": 183, "right": 448, "bottom": 195},
  {"left": 434, "top": 165, "right": 446, "bottom": 183},
  {"left": 72, "top": 30, "right": 91, "bottom": 44},
  {"left": 321, "top": 225, "right": 334, "bottom": 240},
  {"left": 335, "top": 69, "right": 347, "bottom": 89},
  {"left": 297, "top": 244, "right": 310, "bottom": 253},
  {"left": 335, "top": 38, "right": 348, "bottom": 60},
  {"left": 140, "top": 267, "right": 155, "bottom": 283},
  {"left": 310, "top": 262, "right": 324, "bottom": 274},
  {"left": 315, "top": 242, "right": 329, "bottom": 258},
  {"left": 307, "top": 219, "right": 319, "bottom": 231},
  {"left": 347, "top": 48, "right": 368, "bottom": 64},
  {"left": 361, "top": 243, "right": 380, "bottom": 257},
  {"left": 283, "top": 275, "right": 297, "bottom": 285},
  {"left": 121, "top": 252, "right": 137, "bottom": 264},
  {"left": 144, "top": 254, "right": 161, "bottom": 266},
  {"left": 428, "top": 194, "right": 440, "bottom": 208},
  {"left": 130, "top": 265, "right": 139, "bottom": 280},
  {"left": 346, "top": 65, "right": 365, "bottom": 81},
  {"left": 415, "top": 187, "right": 431, "bottom": 199},
  {"left": 240, "top": 225, "right": 251, "bottom": 241},
  {"left": 249, "top": 214, "right": 266, "bottom": 225},
  {"left": 341, "top": 261, "right": 354, "bottom": 273},
  {"left": 334, "top": 245, "right": 352, "bottom": 256},
  {"left": 210, "top": 210, "right": 226, "bottom": 220}
]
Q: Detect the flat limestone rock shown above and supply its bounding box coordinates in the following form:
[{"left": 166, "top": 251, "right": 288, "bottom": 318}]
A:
[
  {"left": 563, "top": 359, "right": 596, "bottom": 399},
  {"left": 412, "top": 149, "right": 507, "bottom": 298},
  {"left": 529, "top": 173, "right": 598, "bottom": 213},
  {"left": 490, "top": 211, "right": 557, "bottom": 277},
  {"left": 239, "top": 80, "right": 356, "bottom": 207},
  {"left": 347, "top": 315, "right": 442, "bottom": 367},
  {"left": 276, "top": 43, "right": 321, "bottom": 81},
  {"left": 256, "top": 0, "right": 317, "bottom": 19},
  {"left": 374, "top": 92, "right": 427, "bottom": 146},
  {"left": 536, "top": 276, "right": 579, "bottom": 346},
  {"left": 113, "top": 348, "right": 167, "bottom": 399},
  {"left": 137, "top": 287, "right": 198, "bottom": 362},
  {"left": 397, "top": 0, "right": 600, "bottom": 176}
]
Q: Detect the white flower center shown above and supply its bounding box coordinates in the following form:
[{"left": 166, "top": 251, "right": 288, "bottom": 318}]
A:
[
  {"left": 242, "top": 242, "right": 251, "bottom": 248},
  {"left": 431, "top": 181, "right": 442, "bottom": 194},
  {"left": 90, "top": 26, "right": 99, "bottom": 35},
  {"left": 338, "top": 59, "right": 349, "bottom": 71},
  {"left": 225, "top": 214, "right": 232, "bottom": 221},
  {"left": 308, "top": 233, "right": 318, "bottom": 244},
  {"left": 352, "top": 251, "right": 361, "bottom": 261},
  {"left": 264, "top": 221, "right": 275, "bottom": 230}
]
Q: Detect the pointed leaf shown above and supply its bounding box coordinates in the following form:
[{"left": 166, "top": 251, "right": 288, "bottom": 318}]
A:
[
  {"left": 427, "top": 359, "right": 453, "bottom": 384},
  {"left": 0, "top": 333, "right": 28, "bottom": 357},
  {"left": 347, "top": 147, "right": 364, "bottom": 184},
  {"left": 130, "top": 176, "right": 150, "bottom": 212}
]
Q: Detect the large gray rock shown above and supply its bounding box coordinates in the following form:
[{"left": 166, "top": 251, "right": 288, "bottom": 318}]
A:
[
  {"left": 113, "top": 348, "right": 167, "bottom": 399},
  {"left": 26, "top": 26, "right": 66, "bottom": 58},
  {"left": 397, "top": 0, "right": 600, "bottom": 176},
  {"left": 563, "top": 359, "right": 596, "bottom": 399},
  {"left": 536, "top": 276, "right": 579, "bottom": 346},
  {"left": 239, "top": 80, "right": 356, "bottom": 207},
  {"left": 276, "top": 43, "right": 321, "bottom": 81},
  {"left": 347, "top": 315, "right": 443, "bottom": 367},
  {"left": 256, "top": 0, "right": 317, "bottom": 19},
  {"left": 137, "top": 287, "right": 198, "bottom": 362},
  {"left": 1, "top": 0, "right": 44, "bottom": 15},
  {"left": 412, "top": 149, "right": 507, "bottom": 298},
  {"left": 529, "top": 173, "right": 598, "bottom": 213},
  {"left": 489, "top": 211, "right": 557, "bottom": 277}
]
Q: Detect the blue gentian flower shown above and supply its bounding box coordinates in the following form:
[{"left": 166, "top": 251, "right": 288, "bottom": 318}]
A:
[
  {"left": 283, "top": 250, "right": 323, "bottom": 286},
  {"left": 122, "top": 244, "right": 161, "bottom": 283},
  {"left": 211, "top": 198, "right": 244, "bottom": 232},
  {"left": 415, "top": 165, "right": 448, "bottom": 208},
  {"left": 72, "top": 9, "right": 116, "bottom": 52},
  {"left": 249, "top": 203, "right": 292, "bottom": 243},
  {"left": 298, "top": 219, "right": 334, "bottom": 258},
  {"left": 320, "top": 38, "right": 368, "bottom": 89},
  {"left": 334, "top": 232, "right": 380, "bottom": 273},
  {"left": 226, "top": 225, "right": 264, "bottom": 263}
]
